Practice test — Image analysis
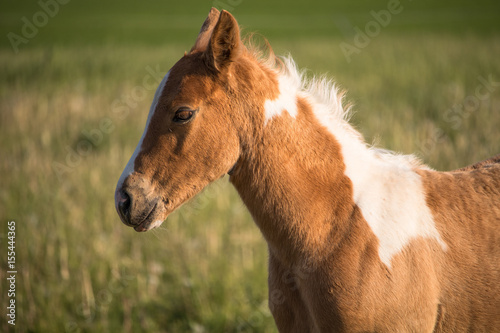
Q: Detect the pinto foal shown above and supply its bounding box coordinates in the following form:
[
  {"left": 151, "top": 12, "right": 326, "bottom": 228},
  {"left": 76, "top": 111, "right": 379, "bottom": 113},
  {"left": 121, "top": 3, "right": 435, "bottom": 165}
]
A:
[{"left": 115, "top": 8, "right": 500, "bottom": 332}]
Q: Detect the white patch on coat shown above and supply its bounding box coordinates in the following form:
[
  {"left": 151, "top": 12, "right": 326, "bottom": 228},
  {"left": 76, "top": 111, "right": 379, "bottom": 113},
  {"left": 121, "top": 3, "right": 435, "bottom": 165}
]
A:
[
  {"left": 264, "top": 75, "right": 299, "bottom": 124},
  {"left": 116, "top": 71, "right": 170, "bottom": 191},
  {"left": 338, "top": 142, "right": 449, "bottom": 268},
  {"left": 265, "top": 57, "right": 447, "bottom": 268}
]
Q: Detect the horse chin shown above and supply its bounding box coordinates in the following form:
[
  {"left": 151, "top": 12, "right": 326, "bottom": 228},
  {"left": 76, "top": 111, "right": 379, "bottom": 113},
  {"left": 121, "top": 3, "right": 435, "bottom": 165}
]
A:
[
  {"left": 133, "top": 218, "right": 164, "bottom": 232},
  {"left": 132, "top": 203, "right": 167, "bottom": 232}
]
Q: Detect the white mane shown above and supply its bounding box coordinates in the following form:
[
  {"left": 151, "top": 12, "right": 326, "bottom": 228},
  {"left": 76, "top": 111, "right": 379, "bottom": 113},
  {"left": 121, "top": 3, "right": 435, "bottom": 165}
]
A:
[{"left": 276, "top": 55, "right": 425, "bottom": 169}]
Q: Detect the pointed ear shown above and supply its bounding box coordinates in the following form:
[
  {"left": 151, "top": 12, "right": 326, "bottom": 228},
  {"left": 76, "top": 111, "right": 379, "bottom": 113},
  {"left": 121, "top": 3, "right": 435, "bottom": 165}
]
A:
[
  {"left": 190, "top": 8, "right": 221, "bottom": 53},
  {"left": 205, "top": 10, "right": 242, "bottom": 72}
]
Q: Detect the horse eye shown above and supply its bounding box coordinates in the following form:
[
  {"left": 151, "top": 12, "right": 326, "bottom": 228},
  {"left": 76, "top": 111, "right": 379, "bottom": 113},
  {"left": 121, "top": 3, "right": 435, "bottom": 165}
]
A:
[{"left": 173, "top": 108, "right": 195, "bottom": 123}]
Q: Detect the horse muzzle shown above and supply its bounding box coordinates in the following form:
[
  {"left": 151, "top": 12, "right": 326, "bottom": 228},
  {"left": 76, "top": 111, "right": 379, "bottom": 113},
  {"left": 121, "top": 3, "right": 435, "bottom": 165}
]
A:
[{"left": 115, "top": 174, "right": 166, "bottom": 232}]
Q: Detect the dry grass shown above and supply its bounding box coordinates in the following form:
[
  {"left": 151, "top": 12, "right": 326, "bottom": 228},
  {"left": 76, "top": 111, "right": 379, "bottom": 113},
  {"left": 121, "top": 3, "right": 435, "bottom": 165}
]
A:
[{"left": 1, "top": 34, "right": 499, "bottom": 332}]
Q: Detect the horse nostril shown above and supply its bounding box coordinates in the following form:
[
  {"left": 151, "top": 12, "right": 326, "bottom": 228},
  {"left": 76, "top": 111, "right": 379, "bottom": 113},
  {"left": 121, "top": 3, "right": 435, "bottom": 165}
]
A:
[{"left": 118, "top": 189, "right": 131, "bottom": 222}]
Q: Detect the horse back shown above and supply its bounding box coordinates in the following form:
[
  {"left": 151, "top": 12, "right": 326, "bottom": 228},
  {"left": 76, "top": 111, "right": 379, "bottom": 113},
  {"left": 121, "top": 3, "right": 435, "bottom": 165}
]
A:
[
  {"left": 418, "top": 154, "right": 500, "bottom": 331},
  {"left": 455, "top": 153, "right": 500, "bottom": 172}
]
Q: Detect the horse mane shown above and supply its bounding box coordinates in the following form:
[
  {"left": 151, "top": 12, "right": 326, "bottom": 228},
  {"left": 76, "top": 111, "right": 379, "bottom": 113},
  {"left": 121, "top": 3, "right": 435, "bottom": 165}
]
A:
[
  {"left": 244, "top": 35, "right": 425, "bottom": 170},
  {"left": 244, "top": 34, "right": 351, "bottom": 124}
]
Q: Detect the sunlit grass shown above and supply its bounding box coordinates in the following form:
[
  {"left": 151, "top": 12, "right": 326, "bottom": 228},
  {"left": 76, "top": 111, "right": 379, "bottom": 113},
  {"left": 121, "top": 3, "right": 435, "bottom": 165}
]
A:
[{"left": 1, "top": 34, "right": 499, "bottom": 332}]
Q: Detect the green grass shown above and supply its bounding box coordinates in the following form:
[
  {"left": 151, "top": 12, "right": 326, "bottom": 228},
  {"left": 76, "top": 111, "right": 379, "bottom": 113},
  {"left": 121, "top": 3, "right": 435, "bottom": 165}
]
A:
[
  {"left": 1, "top": 1, "right": 500, "bottom": 332},
  {"left": 1, "top": 0, "right": 500, "bottom": 49}
]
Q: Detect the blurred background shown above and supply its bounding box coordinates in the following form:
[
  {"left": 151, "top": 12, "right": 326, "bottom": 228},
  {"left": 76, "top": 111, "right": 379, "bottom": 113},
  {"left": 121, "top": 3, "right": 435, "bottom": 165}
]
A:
[{"left": 1, "top": 0, "right": 499, "bottom": 332}]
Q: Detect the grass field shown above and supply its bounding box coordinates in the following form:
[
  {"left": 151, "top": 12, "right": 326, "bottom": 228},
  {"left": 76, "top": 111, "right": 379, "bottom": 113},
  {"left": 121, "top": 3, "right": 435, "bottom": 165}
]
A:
[{"left": 1, "top": 1, "right": 500, "bottom": 332}]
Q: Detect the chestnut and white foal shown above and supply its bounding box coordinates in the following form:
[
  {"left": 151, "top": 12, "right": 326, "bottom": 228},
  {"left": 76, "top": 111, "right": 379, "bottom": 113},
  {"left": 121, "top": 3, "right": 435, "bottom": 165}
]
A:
[{"left": 115, "top": 8, "right": 500, "bottom": 332}]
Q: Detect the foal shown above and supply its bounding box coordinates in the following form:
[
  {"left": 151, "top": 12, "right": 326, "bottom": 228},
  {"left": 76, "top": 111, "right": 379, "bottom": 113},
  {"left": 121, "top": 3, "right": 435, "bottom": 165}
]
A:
[{"left": 115, "top": 8, "right": 500, "bottom": 332}]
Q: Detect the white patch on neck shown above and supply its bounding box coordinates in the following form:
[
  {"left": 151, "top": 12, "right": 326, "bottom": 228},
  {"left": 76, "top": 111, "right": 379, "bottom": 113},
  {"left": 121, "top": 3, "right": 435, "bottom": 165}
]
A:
[
  {"left": 264, "top": 75, "right": 299, "bottom": 124},
  {"left": 116, "top": 71, "right": 170, "bottom": 190},
  {"left": 310, "top": 91, "right": 447, "bottom": 269},
  {"left": 267, "top": 59, "right": 447, "bottom": 268},
  {"left": 342, "top": 144, "right": 448, "bottom": 268}
]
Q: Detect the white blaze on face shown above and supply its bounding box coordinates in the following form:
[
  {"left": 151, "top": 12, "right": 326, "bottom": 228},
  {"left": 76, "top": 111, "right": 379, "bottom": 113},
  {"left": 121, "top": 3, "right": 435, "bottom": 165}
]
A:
[{"left": 116, "top": 71, "right": 170, "bottom": 191}]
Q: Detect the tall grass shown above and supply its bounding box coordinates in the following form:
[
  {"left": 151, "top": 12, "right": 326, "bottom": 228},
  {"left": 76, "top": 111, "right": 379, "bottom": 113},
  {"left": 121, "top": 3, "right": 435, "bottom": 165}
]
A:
[{"left": 1, "top": 34, "right": 499, "bottom": 332}]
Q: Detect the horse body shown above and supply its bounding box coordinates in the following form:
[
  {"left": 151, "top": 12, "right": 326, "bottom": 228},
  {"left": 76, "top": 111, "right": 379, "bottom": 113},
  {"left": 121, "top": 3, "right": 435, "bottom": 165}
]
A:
[
  {"left": 247, "top": 146, "right": 500, "bottom": 332},
  {"left": 115, "top": 8, "right": 500, "bottom": 332},
  {"left": 229, "top": 58, "right": 500, "bottom": 330}
]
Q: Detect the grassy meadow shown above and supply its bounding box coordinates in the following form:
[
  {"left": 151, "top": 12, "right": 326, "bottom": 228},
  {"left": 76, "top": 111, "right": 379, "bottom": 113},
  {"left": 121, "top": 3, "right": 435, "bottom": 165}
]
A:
[{"left": 1, "top": 1, "right": 500, "bottom": 332}]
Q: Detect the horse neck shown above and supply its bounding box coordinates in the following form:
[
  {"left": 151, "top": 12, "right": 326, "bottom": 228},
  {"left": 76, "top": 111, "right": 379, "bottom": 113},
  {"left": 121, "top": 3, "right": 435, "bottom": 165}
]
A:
[
  {"left": 228, "top": 57, "right": 444, "bottom": 268},
  {"left": 230, "top": 85, "right": 365, "bottom": 264}
]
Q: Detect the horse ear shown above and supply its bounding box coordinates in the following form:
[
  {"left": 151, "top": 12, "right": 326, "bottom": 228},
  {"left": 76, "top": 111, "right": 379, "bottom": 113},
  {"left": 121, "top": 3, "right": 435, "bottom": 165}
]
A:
[
  {"left": 190, "top": 8, "right": 221, "bottom": 53},
  {"left": 205, "top": 10, "right": 242, "bottom": 72}
]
